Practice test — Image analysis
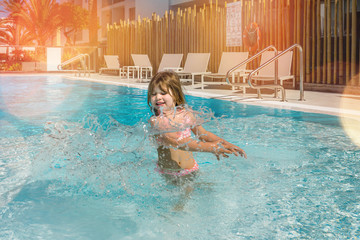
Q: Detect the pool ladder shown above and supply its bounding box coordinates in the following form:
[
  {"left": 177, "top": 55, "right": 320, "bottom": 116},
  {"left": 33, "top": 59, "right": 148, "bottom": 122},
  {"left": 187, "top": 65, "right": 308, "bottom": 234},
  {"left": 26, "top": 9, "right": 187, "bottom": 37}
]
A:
[
  {"left": 58, "top": 54, "right": 91, "bottom": 77},
  {"left": 226, "top": 44, "right": 304, "bottom": 102}
]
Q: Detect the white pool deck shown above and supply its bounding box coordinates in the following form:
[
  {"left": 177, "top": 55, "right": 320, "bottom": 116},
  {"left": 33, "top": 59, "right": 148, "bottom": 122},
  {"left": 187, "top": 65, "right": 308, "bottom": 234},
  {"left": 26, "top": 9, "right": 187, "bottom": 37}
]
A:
[{"left": 63, "top": 73, "right": 360, "bottom": 121}]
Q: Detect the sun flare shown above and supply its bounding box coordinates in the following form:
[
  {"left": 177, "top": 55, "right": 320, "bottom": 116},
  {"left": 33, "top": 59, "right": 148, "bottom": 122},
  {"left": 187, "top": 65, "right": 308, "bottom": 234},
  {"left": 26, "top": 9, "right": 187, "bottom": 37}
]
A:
[{"left": 340, "top": 74, "right": 360, "bottom": 147}]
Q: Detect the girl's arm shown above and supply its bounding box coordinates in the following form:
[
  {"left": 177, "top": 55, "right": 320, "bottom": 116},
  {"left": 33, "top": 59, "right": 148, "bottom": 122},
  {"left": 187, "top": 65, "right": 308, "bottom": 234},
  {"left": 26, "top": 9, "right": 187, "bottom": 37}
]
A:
[
  {"left": 159, "top": 127, "right": 246, "bottom": 159},
  {"left": 150, "top": 114, "right": 246, "bottom": 159},
  {"left": 157, "top": 132, "right": 233, "bottom": 156},
  {"left": 192, "top": 125, "right": 222, "bottom": 142},
  {"left": 191, "top": 125, "right": 247, "bottom": 159}
]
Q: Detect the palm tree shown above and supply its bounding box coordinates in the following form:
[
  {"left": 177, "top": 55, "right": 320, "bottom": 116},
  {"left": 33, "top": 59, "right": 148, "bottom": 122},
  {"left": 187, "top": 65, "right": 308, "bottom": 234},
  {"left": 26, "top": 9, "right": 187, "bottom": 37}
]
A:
[
  {"left": 0, "top": 18, "right": 34, "bottom": 45},
  {"left": 16, "top": 0, "right": 61, "bottom": 46},
  {"left": 59, "top": 2, "right": 89, "bottom": 46},
  {"left": 0, "top": 0, "right": 24, "bottom": 45},
  {"left": 0, "top": 0, "right": 24, "bottom": 17}
]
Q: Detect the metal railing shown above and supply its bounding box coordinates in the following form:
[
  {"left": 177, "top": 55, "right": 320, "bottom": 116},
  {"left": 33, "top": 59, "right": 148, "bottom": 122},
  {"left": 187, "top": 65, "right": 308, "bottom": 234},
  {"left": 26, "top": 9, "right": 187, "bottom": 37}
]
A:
[
  {"left": 58, "top": 54, "right": 91, "bottom": 77},
  {"left": 226, "top": 44, "right": 305, "bottom": 102},
  {"left": 225, "top": 45, "right": 281, "bottom": 99}
]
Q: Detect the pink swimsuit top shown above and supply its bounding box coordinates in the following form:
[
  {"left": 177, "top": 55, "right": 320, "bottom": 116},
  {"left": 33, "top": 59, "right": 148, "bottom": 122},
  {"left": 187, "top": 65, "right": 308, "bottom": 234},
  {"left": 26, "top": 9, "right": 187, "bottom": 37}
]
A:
[
  {"left": 153, "top": 108, "right": 193, "bottom": 144},
  {"left": 155, "top": 127, "right": 191, "bottom": 145},
  {"left": 176, "top": 127, "right": 191, "bottom": 141}
]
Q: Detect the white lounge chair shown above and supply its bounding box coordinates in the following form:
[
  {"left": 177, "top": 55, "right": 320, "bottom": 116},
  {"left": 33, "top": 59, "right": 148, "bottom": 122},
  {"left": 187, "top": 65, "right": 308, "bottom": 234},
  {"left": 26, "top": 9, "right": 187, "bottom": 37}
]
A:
[
  {"left": 176, "top": 53, "right": 211, "bottom": 85},
  {"left": 157, "top": 53, "right": 183, "bottom": 72},
  {"left": 200, "top": 52, "right": 249, "bottom": 90},
  {"left": 99, "top": 55, "right": 122, "bottom": 76},
  {"left": 124, "top": 54, "right": 153, "bottom": 82},
  {"left": 252, "top": 51, "right": 295, "bottom": 88}
]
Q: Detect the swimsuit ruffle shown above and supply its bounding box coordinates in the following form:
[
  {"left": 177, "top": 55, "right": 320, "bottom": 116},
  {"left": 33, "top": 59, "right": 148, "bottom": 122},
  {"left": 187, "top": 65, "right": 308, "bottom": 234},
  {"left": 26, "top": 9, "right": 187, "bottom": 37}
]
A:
[{"left": 155, "top": 161, "right": 199, "bottom": 177}]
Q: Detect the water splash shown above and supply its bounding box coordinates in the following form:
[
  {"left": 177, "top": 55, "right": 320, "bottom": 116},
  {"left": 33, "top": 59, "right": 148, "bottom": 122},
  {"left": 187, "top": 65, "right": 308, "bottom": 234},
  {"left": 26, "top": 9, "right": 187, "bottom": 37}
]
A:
[
  {"left": 0, "top": 120, "right": 32, "bottom": 207},
  {"left": 149, "top": 104, "right": 220, "bottom": 135},
  {"left": 31, "top": 106, "right": 221, "bottom": 197},
  {"left": 32, "top": 114, "right": 155, "bottom": 196}
]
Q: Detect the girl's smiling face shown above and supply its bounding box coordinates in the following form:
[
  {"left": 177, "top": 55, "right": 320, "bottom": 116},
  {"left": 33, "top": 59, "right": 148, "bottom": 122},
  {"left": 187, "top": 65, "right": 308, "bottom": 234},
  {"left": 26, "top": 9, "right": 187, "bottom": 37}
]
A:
[{"left": 150, "top": 86, "right": 175, "bottom": 112}]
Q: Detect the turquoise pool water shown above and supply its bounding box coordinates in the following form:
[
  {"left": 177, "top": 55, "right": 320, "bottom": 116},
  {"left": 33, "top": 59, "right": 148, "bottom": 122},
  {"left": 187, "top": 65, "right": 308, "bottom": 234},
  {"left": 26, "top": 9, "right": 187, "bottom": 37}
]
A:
[{"left": 1, "top": 75, "right": 359, "bottom": 239}]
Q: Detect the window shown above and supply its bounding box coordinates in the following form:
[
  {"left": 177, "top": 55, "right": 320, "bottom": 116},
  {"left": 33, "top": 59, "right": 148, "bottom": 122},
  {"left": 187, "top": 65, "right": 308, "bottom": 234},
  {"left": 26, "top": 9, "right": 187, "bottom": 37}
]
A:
[
  {"left": 102, "top": 0, "right": 111, "bottom": 7},
  {"left": 76, "top": 31, "right": 83, "bottom": 41},
  {"left": 113, "top": 6, "right": 125, "bottom": 22},
  {"left": 129, "top": 7, "right": 135, "bottom": 21}
]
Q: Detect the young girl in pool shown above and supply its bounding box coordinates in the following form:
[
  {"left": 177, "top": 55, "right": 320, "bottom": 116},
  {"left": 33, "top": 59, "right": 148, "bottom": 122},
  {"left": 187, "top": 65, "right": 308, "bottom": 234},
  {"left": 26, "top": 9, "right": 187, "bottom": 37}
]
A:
[{"left": 148, "top": 71, "right": 247, "bottom": 178}]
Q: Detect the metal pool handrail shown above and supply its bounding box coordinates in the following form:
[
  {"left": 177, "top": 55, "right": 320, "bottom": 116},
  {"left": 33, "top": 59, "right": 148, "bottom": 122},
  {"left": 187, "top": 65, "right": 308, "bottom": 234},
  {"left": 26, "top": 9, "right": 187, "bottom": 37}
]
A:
[
  {"left": 225, "top": 45, "right": 278, "bottom": 85},
  {"left": 225, "top": 44, "right": 305, "bottom": 102},
  {"left": 58, "top": 54, "right": 90, "bottom": 77},
  {"left": 247, "top": 43, "right": 305, "bottom": 101},
  {"left": 225, "top": 45, "right": 284, "bottom": 99}
]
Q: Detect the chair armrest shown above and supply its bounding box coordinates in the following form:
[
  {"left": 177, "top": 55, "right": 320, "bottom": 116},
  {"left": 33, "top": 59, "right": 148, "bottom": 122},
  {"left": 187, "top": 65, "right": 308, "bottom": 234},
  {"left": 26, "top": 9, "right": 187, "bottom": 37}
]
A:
[
  {"left": 163, "top": 67, "right": 184, "bottom": 72},
  {"left": 124, "top": 66, "right": 140, "bottom": 70},
  {"left": 140, "top": 66, "right": 152, "bottom": 70}
]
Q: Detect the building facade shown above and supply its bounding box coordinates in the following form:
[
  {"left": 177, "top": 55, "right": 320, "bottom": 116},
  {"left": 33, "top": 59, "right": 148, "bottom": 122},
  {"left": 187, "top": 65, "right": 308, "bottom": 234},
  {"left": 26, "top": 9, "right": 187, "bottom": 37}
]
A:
[{"left": 59, "top": 0, "right": 214, "bottom": 45}]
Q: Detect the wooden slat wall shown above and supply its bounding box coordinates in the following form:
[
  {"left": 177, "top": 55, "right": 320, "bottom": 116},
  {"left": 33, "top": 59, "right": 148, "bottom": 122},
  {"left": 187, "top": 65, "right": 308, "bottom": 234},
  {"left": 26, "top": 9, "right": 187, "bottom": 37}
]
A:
[{"left": 107, "top": 0, "right": 359, "bottom": 86}]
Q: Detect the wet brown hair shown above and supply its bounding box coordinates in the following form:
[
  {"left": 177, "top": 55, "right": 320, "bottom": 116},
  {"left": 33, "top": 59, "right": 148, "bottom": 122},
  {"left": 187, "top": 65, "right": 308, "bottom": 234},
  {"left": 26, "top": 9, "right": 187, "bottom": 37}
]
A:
[{"left": 147, "top": 71, "right": 186, "bottom": 107}]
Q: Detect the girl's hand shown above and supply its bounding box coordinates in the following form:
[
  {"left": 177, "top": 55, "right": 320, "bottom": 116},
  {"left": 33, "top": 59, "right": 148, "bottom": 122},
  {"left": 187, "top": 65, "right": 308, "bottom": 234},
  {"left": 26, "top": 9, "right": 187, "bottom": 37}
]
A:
[
  {"left": 222, "top": 141, "right": 247, "bottom": 159},
  {"left": 211, "top": 140, "right": 247, "bottom": 160}
]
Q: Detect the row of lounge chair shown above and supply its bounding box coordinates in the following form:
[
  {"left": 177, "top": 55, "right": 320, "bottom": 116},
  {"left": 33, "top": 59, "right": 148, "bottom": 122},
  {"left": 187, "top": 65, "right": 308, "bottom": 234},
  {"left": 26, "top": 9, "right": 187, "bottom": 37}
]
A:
[{"left": 99, "top": 51, "right": 294, "bottom": 92}]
